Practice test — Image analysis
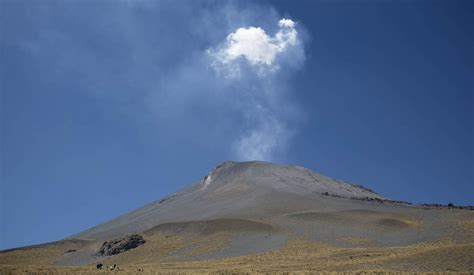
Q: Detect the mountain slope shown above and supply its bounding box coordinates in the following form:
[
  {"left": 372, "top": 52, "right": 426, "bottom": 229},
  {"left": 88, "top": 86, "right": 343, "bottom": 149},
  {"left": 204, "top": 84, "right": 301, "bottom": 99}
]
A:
[
  {"left": 72, "top": 161, "right": 385, "bottom": 240},
  {"left": 1, "top": 161, "right": 473, "bottom": 272}
]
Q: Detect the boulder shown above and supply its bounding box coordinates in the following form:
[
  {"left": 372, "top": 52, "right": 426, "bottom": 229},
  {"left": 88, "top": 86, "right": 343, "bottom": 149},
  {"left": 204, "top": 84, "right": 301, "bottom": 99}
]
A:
[{"left": 98, "top": 234, "right": 145, "bottom": 256}]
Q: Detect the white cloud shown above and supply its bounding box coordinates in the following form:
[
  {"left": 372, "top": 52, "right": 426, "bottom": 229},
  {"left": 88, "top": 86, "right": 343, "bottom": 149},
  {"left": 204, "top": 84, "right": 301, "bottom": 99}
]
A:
[
  {"left": 208, "top": 18, "right": 299, "bottom": 76},
  {"left": 278, "top": 18, "right": 295, "bottom": 28},
  {"left": 226, "top": 27, "right": 279, "bottom": 65}
]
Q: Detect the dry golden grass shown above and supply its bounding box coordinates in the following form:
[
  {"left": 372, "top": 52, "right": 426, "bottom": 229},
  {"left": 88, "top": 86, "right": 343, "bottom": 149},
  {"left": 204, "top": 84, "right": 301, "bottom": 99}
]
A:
[
  {"left": 2, "top": 264, "right": 472, "bottom": 275},
  {"left": 159, "top": 239, "right": 473, "bottom": 273},
  {"left": 337, "top": 236, "right": 375, "bottom": 246},
  {"left": 1, "top": 236, "right": 473, "bottom": 274},
  {"left": 0, "top": 240, "right": 94, "bottom": 266},
  {"left": 463, "top": 220, "right": 474, "bottom": 232},
  {"left": 2, "top": 215, "right": 473, "bottom": 274}
]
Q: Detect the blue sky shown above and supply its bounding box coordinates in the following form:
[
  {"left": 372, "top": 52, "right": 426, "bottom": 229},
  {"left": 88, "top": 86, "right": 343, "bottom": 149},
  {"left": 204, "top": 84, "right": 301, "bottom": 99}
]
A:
[{"left": 1, "top": 0, "right": 472, "bottom": 249}]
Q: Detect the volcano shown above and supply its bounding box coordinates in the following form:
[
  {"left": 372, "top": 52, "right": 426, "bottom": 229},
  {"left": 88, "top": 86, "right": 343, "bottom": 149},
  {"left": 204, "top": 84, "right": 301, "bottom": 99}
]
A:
[{"left": 1, "top": 161, "right": 473, "bottom": 273}]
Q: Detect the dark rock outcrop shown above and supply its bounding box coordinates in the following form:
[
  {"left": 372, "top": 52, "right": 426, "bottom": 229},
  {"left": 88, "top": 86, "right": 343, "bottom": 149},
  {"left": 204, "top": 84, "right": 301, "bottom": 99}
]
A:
[{"left": 98, "top": 234, "right": 145, "bottom": 256}]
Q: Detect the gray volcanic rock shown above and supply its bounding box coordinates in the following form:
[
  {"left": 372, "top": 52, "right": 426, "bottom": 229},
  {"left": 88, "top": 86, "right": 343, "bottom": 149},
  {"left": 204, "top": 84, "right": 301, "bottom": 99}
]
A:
[
  {"left": 71, "top": 161, "right": 385, "bottom": 240},
  {"left": 98, "top": 234, "right": 145, "bottom": 256}
]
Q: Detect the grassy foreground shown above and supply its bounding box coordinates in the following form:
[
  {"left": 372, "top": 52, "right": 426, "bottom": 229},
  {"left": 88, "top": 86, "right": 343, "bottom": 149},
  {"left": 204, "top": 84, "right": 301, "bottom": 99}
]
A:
[{"left": 1, "top": 238, "right": 473, "bottom": 274}]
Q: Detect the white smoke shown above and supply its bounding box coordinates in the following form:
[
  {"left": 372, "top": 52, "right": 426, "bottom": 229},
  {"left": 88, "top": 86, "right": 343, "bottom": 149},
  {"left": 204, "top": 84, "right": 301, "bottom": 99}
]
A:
[
  {"left": 208, "top": 18, "right": 304, "bottom": 161},
  {"left": 235, "top": 110, "right": 287, "bottom": 161}
]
